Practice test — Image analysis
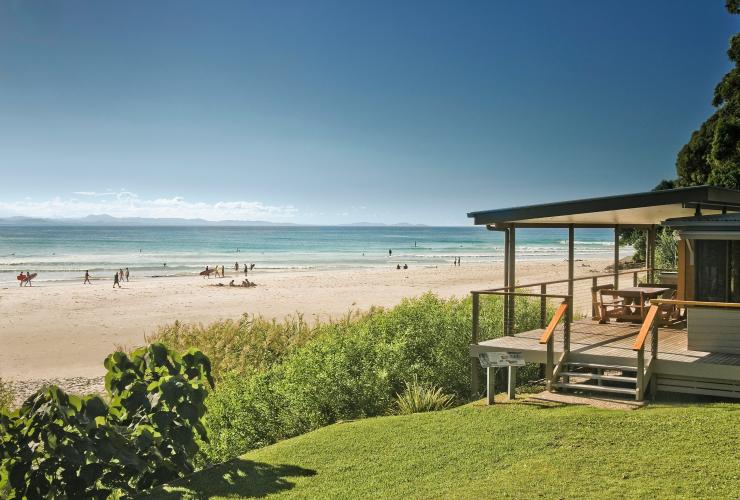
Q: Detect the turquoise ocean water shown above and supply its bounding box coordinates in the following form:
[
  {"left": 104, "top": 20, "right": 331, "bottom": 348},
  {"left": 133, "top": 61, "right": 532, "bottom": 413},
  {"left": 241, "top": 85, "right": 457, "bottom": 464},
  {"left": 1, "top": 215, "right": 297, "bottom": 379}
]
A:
[{"left": 0, "top": 226, "right": 627, "bottom": 285}]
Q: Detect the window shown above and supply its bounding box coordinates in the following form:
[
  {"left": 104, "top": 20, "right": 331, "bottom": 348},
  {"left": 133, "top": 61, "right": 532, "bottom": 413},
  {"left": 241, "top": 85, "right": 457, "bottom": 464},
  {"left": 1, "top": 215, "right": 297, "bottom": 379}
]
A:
[{"left": 694, "top": 239, "right": 740, "bottom": 303}]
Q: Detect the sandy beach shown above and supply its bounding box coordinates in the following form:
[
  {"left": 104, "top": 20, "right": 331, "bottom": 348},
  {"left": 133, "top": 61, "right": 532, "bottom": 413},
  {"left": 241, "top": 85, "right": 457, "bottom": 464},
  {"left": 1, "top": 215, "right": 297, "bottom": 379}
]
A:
[{"left": 1, "top": 259, "right": 611, "bottom": 400}]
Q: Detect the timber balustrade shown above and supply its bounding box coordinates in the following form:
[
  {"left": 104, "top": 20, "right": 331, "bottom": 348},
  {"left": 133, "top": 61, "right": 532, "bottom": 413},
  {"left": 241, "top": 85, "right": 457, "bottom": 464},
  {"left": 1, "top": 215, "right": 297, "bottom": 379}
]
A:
[
  {"left": 633, "top": 304, "right": 660, "bottom": 401},
  {"left": 538, "top": 301, "right": 570, "bottom": 391},
  {"left": 469, "top": 288, "right": 571, "bottom": 395}
]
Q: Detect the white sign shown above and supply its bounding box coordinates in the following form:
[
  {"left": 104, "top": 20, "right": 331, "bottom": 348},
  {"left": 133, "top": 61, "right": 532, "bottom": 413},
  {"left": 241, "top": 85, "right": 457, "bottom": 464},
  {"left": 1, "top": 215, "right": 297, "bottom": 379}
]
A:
[{"left": 479, "top": 351, "right": 525, "bottom": 368}]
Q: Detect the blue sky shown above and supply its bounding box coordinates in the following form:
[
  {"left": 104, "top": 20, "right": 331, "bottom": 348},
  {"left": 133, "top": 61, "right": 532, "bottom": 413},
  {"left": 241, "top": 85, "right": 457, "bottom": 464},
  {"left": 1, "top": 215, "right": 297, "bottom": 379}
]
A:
[{"left": 0, "top": 1, "right": 736, "bottom": 225}]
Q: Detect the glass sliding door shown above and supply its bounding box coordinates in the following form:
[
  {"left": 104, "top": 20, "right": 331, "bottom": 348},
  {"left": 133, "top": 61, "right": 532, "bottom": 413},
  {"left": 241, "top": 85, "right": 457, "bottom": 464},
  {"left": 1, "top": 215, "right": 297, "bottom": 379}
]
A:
[{"left": 694, "top": 240, "right": 729, "bottom": 302}]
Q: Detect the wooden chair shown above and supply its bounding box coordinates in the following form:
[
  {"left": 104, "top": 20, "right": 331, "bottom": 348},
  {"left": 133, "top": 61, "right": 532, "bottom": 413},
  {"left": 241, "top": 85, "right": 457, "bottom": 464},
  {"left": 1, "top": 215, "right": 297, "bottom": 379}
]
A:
[
  {"left": 655, "top": 289, "right": 682, "bottom": 325},
  {"left": 591, "top": 283, "right": 615, "bottom": 320},
  {"left": 599, "top": 290, "right": 647, "bottom": 323}
]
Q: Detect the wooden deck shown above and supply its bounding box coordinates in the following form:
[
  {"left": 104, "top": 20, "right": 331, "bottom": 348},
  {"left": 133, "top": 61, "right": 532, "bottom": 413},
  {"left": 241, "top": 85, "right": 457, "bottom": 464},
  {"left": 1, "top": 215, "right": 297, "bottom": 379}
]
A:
[{"left": 471, "top": 320, "right": 740, "bottom": 395}]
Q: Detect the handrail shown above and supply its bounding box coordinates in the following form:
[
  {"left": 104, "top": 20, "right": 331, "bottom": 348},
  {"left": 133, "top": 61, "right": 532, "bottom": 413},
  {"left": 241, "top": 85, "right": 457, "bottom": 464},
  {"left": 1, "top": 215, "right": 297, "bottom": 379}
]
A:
[
  {"left": 651, "top": 298, "right": 740, "bottom": 310},
  {"left": 473, "top": 267, "right": 658, "bottom": 294},
  {"left": 539, "top": 302, "right": 568, "bottom": 344},
  {"left": 633, "top": 305, "right": 659, "bottom": 351}
]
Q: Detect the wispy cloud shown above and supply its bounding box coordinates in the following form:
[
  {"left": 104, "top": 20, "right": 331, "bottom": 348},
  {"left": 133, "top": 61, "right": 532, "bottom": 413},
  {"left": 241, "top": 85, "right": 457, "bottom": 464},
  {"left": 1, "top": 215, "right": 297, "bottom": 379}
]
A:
[{"left": 0, "top": 191, "right": 298, "bottom": 221}]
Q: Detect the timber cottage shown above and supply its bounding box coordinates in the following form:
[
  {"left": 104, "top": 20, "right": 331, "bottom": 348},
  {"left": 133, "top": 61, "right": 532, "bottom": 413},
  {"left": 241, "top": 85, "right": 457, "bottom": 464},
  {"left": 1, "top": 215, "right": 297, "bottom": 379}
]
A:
[{"left": 468, "top": 186, "right": 740, "bottom": 401}]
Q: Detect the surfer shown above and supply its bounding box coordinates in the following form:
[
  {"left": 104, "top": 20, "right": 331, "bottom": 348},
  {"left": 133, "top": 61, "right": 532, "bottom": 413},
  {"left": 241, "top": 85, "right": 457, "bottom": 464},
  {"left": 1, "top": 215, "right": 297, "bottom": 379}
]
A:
[
  {"left": 250, "top": 263, "right": 255, "bottom": 270},
  {"left": 113, "top": 272, "right": 121, "bottom": 288},
  {"left": 84, "top": 270, "right": 91, "bottom": 284},
  {"left": 18, "top": 272, "right": 25, "bottom": 287}
]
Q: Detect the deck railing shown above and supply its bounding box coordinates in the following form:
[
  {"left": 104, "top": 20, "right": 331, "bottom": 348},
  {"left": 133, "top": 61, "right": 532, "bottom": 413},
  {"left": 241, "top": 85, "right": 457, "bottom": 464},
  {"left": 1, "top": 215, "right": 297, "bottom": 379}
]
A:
[
  {"left": 633, "top": 304, "right": 660, "bottom": 401},
  {"left": 470, "top": 266, "right": 676, "bottom": 396},
  {"left": 470, "top": 289, "right": 571, "bottom": 395},
  {"left": 538, "top": 301, "right": 570, "bottom": 391}
]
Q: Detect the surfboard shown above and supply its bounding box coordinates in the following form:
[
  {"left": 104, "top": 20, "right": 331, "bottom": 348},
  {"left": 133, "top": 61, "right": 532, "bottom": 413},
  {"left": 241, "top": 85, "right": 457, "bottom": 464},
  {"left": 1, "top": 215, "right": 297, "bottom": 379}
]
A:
[
  {"left": 17, "top": 273, "right": 37, "bottom": 282},
  {"left": 199, "top": 269, "right": 214, "bottom": 276}
]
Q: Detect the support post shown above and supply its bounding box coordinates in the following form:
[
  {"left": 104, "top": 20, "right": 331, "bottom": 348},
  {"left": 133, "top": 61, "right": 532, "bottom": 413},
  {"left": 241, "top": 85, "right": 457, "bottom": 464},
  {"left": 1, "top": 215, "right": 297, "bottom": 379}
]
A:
[
  {"left": 614, "top": 225, "right": 620, "bottom": 289},
  {"left": 486, "top": 367, "right": 495, "bottom": 405},
  {"left": 636, "top": 348, "right": 645, "bottom": 402},
  {"left": 648, "top": 226, "right": 656, "bottom": 282},
  {"left": 540, "top": 284, "right": 547, "bottom": 329},
  {"left": 591, "top": 276, "right": 598, "bottom": 319},
  {"left": 507, "top": 366, "right": 516, "bottom": 400},
  {"left": 508, "top": 226, "right": 516, "bottom": 335},
  {"left": 567, "top": 224, "right": 574, "bottom": 328},
  {"left": 633, "top": 271, "right": 638, "bottom": 287},
  {"left": 471, "top": 293, "right": 480, "bottom": 396},
  {"left": 503, "top": 229, "right": 510, "bottom": 335},
  {"left": 546, "top": 336, "right": 554, "bottom": 391}
]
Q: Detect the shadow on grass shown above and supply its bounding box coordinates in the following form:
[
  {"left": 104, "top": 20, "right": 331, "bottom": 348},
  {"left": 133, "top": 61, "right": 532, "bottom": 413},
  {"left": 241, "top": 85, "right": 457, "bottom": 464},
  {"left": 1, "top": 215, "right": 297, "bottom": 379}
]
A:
[{"left": 153, "top": 459, "right": 317, "bottom": 499}]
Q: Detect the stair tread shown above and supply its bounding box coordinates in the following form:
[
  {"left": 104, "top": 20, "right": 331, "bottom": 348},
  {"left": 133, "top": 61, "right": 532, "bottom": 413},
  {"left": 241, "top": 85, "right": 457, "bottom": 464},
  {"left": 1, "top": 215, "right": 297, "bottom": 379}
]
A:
[
  {"left": 553, "top": 382, "right": 637, "bottom": 395},
  {"left": 560, "top": 371, "right": 637, "bottom": 383},
  {"left": 565, "top": 362, "right": 636, "bottom": 371}
]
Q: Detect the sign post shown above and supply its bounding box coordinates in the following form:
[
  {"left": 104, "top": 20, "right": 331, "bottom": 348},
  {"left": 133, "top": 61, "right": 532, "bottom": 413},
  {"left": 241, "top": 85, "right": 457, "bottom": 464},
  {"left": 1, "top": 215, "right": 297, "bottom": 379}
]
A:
[{"left": 478, "top": 352, "right": 525, "bottom": 405}]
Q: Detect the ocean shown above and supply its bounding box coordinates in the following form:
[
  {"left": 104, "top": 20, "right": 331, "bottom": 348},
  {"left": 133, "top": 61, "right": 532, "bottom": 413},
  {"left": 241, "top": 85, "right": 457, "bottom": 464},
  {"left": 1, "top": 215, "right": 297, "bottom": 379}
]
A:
[{"left": 0, "top": 226, "right": 629, "bottom": 285}]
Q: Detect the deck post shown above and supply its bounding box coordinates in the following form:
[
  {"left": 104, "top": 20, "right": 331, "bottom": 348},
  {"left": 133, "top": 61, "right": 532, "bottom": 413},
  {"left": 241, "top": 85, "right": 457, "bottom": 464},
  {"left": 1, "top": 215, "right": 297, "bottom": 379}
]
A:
[
  {"left": 648, "top": 226, "right": 656, "bottom": 282},
  {"left": 614, "top": 225, "right": 620, "bottom": 288},
  {"left": 636, "top": 348, "right": 645, "bottom": 401},
  {"left": 591, "top": 277, "right": 598, "bottom": 319},
  {"left": 508, "top": 226, "right": 516, "bottom": 335},
  {"left": 546, "top": 336, "right": 554, "bottom": 391},
  {"left": 507, "top": 366, "right": 516, "bottom": 400},
  {"left": 633, "top": 271, "right": 638, "bottom": 287},
  {"left": 540, "top": 284, "right": 547, "bottom": 328},
  {"left": 486, "top": 367, "right": 496, "bottom": 405},
  {"left": 471, "top": 293, "right": 480, "bottom": 396},
  {"left": 503, "top": 229, "right": 510, "bottom": 335},
  {"left": 567, "top": 224, "right": 574, "bottom": 348}
]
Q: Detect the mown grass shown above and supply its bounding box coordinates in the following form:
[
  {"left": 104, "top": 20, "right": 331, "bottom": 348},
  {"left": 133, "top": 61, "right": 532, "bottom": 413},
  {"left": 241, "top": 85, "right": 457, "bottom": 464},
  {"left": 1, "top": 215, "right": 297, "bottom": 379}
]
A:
[{"left": 151, "top": 399, "right": 740, "bottom": 499}]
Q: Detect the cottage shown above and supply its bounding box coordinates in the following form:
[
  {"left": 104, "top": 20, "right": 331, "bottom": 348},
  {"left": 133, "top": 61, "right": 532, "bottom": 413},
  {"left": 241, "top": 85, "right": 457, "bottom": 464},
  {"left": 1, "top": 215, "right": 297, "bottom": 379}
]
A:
[{"left": 468, "top": 186, "right": 740, "bottom": 401}]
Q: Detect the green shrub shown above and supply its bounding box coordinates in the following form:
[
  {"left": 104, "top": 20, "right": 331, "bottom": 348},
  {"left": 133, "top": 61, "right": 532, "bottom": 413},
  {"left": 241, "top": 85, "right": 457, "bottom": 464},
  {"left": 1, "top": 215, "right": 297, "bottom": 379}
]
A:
[
  {"left": 0, "top": 344, "right": 213, "bottom": 499},
  {"left": 152, "top": 313, "right": 324, "bottom": 380},
  {"left": 202, "top": 293, "right": 549, "bottom": 462},
  {"left": 394, "top": 377, "right": 454, "bottom": 415}
]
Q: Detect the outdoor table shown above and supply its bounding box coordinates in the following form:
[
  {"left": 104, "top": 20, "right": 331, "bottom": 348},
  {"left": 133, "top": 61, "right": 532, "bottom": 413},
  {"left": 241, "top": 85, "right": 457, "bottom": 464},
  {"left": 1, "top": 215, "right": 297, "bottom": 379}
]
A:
[{"left": 617, "top": 287, "right": 671, "bottom": 301}]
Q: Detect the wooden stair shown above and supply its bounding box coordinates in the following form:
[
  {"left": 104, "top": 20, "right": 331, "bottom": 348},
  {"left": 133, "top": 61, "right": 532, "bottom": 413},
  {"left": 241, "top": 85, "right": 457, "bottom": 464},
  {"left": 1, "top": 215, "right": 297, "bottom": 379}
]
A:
[{"left": 552, "top": 361, "right": 638, "bottom": 398}]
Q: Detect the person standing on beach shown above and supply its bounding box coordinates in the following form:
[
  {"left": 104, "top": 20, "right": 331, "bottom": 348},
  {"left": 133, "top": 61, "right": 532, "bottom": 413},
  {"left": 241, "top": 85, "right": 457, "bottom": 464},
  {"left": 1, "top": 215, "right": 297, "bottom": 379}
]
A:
[
  {"left": 235, "top": 262, "right": 239, "bottom": 271},
  {"left": 389, "top": 249, "right": 392, "bottom": 257},
  {"left": 250, "top": 263, "right": 255, "bottom": 270},
  {"left": 113, "top": 272, "right": 121, "bottom": 288},
  {"left": 84, "top": 270, "right": 91, "bottom": 284},
  {"left": 125, "top": 268, "right": 130, "bottom": 282}
]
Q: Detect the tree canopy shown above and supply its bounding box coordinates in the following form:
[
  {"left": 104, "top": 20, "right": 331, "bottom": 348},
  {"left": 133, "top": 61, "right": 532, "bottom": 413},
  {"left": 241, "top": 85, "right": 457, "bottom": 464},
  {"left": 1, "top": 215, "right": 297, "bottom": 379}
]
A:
[{"left": 675, "top": 1, "right": 740, "bottom": 189}]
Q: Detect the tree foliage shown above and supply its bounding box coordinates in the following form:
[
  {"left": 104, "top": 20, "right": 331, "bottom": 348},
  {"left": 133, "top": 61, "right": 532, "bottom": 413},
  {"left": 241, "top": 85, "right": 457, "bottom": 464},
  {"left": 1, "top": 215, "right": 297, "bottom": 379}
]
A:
[
  {"left": 0, "top": 344, "right": 213, "bottom": 499},
  {"left": 675, "top": 2, "right": 740, "bottom": 188}
]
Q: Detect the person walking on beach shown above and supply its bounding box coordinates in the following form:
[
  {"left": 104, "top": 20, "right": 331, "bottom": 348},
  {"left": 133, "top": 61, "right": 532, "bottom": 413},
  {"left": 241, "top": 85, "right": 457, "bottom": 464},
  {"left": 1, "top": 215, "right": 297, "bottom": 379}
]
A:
[
  {"left": 118, "top": 268, "right": 124, "bottom": 282},
  {"left": 84, "top": 270, "right": 91, "bottom": 284},
  {"left": 250, "top": 263, "right": 255, "bottom": 270},
  {"left": 18, "top": 272, "right": 25, "bottom": 287},
  {"left": 125, "top": 268, "right": 130, "bottom": 282},
  {"left": 113, "top": 271, "right": 121, "bottom": 288}
]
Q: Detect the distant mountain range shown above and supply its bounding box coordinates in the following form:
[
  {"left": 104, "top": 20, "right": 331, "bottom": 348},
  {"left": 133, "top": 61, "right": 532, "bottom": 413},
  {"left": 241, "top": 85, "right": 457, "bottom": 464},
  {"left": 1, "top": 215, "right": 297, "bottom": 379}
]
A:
[{"left": 0, "top": 215, "right": 427, "bottom": 227}]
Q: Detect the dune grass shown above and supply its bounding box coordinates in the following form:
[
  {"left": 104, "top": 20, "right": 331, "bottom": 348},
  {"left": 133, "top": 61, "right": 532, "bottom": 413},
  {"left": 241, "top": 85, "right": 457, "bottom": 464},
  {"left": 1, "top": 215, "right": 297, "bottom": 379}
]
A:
[{"left": 151, "top": 398, "right": 740, "bottom": 499}]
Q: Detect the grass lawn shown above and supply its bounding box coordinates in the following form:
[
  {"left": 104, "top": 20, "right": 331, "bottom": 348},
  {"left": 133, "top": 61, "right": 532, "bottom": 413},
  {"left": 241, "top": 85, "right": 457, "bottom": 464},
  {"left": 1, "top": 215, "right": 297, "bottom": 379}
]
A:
[{"left": 151, "top": 398, "right": 740, "bottom": 499}]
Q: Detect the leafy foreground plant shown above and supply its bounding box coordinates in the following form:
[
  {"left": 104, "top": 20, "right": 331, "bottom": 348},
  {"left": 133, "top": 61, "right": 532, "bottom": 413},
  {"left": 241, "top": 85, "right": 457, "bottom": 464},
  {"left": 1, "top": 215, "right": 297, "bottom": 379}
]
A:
[
  {"left": 394, "top": 377, "right": 454, "bottom": 415},
  {"left": 0, "top": 344, "right": 213, "bottom": 499}
]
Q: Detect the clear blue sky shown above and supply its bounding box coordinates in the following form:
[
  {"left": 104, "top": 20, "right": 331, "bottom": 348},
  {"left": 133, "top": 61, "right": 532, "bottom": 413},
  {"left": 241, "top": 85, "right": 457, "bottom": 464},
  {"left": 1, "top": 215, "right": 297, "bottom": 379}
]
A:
[{"left": 0, "top": 1, "right": 736, "bottom": 225}]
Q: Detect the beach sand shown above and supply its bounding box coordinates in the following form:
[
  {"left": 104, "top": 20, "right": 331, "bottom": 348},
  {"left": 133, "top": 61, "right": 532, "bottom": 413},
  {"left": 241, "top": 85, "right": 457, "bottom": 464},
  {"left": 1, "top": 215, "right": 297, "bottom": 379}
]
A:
[{"left": 0, "top": 259, "right": 612, "bottom": 401}]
